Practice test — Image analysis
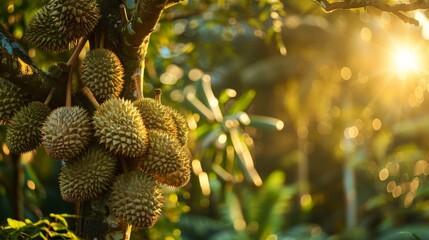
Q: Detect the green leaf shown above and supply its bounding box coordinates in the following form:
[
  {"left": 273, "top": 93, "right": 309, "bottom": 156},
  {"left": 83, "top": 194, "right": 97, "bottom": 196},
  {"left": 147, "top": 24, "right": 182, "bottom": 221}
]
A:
[
  {"left": 6, "top": 218, "right": 26, "bottom": 229},
  {"left": 378, "top": 225, "right": 429, "bottom": 240},
  {"left": 248, "top": 115, "right": 284, "bottom": 131},
  {"left": 49, "top": 222, "right": 67, "bottom": 232},
  {"left": 228, "top": 90, "right": 256, "bottom": 114},
  {"left": 30, "top": 232, "right": 47, "bottom": 240},
  {"left": 50, "top": 213, "right": 68, "bottom": 228},
  {"left": 218, "top": 88, "right": 237, "bottom": 105},
  {"left": 33, "top": 219, "right": 50, "bottom": 227}
]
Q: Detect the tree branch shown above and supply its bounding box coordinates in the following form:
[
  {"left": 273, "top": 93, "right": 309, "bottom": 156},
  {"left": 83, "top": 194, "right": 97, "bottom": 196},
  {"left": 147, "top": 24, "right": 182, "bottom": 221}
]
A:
[
  {"left": 314, "top": 0, "right": 429, "bottom": 25},
  {"left": 121, "top": 0, "right": 168, "bottom": 57},
  {"left": 118, "top": 0, "right": 170, "bottom": 99}
]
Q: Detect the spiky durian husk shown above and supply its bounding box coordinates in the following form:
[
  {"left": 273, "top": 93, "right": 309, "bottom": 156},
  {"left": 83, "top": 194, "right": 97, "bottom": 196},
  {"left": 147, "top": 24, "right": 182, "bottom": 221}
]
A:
[
  {"left": 48, "top": 0, "right": 100, "bottom": 38},
  {"left": 93, "top": 98, "right": 148, "bottom": 158},
  {"left": 42, "top": 106, "right": 92, "bottom": 160},
  {"left": 26, "top": 6, "right": 79, "bottom": 52},
  {"left": 81, "top": 49, "right": 124, "bottom": 101},
  {"left": 0, "top": 78, "right": 27, "bottom": 124},
  {"left": 133, "top": 98, "right": 177, "bottom": 135},
  {"left": 6, "top": 102, "right": 51, "bottom": 154},
  {"left": 59, "top": 146, "right": 117, "bottom": 202},
  {"left": 152, "top": 147, "right": 191, "bottom": 187},
  {"left": 109, "top": 171, "right": 163, "bottom": 228},
  {"left": 138, "top": 130, "right": 182, "bottom": 175},
  {"left": 170, "top": 108, "right": 189, "bottom": 146}
]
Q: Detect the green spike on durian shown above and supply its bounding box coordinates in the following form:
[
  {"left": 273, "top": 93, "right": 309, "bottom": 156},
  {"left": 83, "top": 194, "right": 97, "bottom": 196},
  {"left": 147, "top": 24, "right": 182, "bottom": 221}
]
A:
[
  {"left": 0, "top": 78, "right": 27, "bottom": 125},
  {"left": 93, "top": 98, "right": 148, "bottom": 158},
  {"left": 81, "top": 49, "right": 124, "bottom": 102},
  {"left": 170, "top": 108, "right": 189, "bottom": 146},
  {"left": 59, "top": 146, "right": 117, "bottom": 202},
  {"left": 133, "top": 98, "right": 178, "bottom": 136},
  {"left": 48, "top": 0, "right": 100, "bottom": 38},
  {"left": 41, "top": 106, "right": 93, "bottom": 160},
  {"left": 138, "top": 129, "right": 182, "bottom": 175},
  {"left": 109, "top": 171, "right": 163, "bottom": 228},
  {"left": 152, "top": 147, "right": 191, "bottom": 187},
  {"left": 6, "top": 102, "right": 51, "bottom": 154},
  {"left": 26, "top": 6, "right": 79, "bottom": 52}
]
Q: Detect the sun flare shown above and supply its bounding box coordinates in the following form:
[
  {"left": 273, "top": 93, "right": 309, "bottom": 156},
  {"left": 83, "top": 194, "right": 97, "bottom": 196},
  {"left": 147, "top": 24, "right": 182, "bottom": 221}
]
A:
[{"left": 392, "top": 47, "right": 420, "bottom": 77}]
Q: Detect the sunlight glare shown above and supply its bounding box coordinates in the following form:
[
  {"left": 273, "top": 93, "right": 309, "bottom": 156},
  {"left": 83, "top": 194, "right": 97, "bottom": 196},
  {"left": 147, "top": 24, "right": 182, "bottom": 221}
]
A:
[{"left": 393, "top": 47, "right": 420, "bottom": 77}]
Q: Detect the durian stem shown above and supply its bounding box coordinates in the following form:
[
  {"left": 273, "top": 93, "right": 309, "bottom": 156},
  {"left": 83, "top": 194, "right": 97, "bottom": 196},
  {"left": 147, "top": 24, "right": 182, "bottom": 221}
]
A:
[
  {"left": 133, "top": 72, "right": 144, "bottom": 100},
  {"left": 67, "top": 36, "right": 88, "bottom": 67},
  {"left": 120, "top": 158, "right": 129, "bottom": 173},
  {"left": 65, "top": 36, "right": 88, "bottom": 107},
  {"left": 100, "top": 32, "right": 105, "bottom": 49},
  {"left": 118, "top": 156, "right": 131, "bottom": 240},
  {"left": 81, "top": 86, "right": 100, "bottom": 109},
  {"left": 119, "top": 4, "right": 129, "bottom": 23},
  {"left": 123, "top": 224, "right": 132, "bottom": 240},
  {"left": 44, "top": 88, "right": 55, "bottom": 105},
  {"left": 75, "top": 200, "right": 81, "bottom": 221},
  {"left": 66, "top": 65, "right": 73, "bottom": 107},
  {"left": 154, "top": 88, "right": 162, "bottom": 102}
]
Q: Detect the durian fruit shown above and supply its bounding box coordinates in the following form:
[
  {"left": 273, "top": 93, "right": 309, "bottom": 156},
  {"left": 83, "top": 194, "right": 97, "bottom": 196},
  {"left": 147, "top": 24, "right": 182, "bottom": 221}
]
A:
[
  {"left": 81, "top": 49, "right": 124, "bottom": 102},
  {"left": 93, "top": 98, "right": 148, "bottom": 158},
  {"left": 133, "top": 98, "right": 177, "bottom": 136},
  {"left": 26, "top": 6, "right": 79, "bottom": 52},
  {"left": 109, "top": 171, "right": 163, "bottom": 228},
  {"left": 138, "top": 129, "right": 182, "bottom": 175},
  {"left": 152, "top": 147, "right": 191, "bottom": 188},
  {"left": 41, "top": 106, "right": 92, "bottom": 160},
  {"left": 59, "top": 146, "right": 117, "bottom": 202},
  {"left": 170, "top": 108, "right": 189, "bottom": 146},
  {"left": 0, "top": 78, "right": 27, "bottom": 124},
  {"left": 5, "top": 102, "right": 51, "bottom": 154},
  {"left": 48, "top": 0, "right": 100, "bottom": 38}
]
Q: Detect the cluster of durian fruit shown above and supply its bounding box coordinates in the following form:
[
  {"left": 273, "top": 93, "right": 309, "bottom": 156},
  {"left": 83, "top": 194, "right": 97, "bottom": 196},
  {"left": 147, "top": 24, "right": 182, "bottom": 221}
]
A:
[{"left": 1, "top": 0, "right": 191, "bottom": 229}]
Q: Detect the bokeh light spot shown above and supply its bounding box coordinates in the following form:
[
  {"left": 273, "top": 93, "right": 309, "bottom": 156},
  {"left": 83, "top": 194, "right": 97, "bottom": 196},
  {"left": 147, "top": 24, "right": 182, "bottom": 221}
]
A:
[
  {"left": 26, "top": 180, "right": 36, "bottom": 190},
  {"left": 387, "top": 181, "right": 396, "bottom": 193},
  {"left": 379, "top": 168, "right": 389, "bottom": 181},
  {"left": 372, "top": 118, "right": 382, "bottom": 130},
  {"left": 340, "top": 67, "right": 352, "bottom": 80}
]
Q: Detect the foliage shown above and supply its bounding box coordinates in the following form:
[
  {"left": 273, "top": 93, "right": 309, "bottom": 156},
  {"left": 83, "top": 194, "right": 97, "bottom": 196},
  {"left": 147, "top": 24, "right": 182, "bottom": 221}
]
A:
[{"left": 0, "top": 214, "right": 78, "bottom": 240}]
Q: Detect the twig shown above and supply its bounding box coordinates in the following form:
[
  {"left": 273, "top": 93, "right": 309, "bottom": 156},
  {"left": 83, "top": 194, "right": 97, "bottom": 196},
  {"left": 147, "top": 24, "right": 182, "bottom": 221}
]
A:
[
  {"left": 66, "top": 36, "right": 88, "bottom": 107},
  {"left": 119, "top": 4, "right": 130, "bottom": 23},
  {"left": 81, "top": 86, "right": 100, "bottom": 109},
  {"left": 67, "top": 36, "right": 88, "bottom": 67},
  {"left": 44, "top": 88, "right": 55, "bottom": 105},
  {"left": 154, "top": 88, "right": 162, "bottom": 102},
  {"left": 65, "top": 64, "right": 74, "bottom": 107},
  {"left": 391, "top": 11, "right": 419, "bottom": 26},
  {"left": 313, "top": 0, "right": 429, "bottom": 25},
  {"left": 133, "top": 71, "right": 144, "bottom": 100},
  {"left": 314, "top": 0, "right": 429, "bottom": 12}
]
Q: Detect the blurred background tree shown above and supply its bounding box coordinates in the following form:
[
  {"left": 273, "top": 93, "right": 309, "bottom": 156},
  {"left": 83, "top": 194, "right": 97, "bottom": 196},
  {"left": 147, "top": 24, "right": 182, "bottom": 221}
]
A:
[{"left": 2, "top": 0, "right": 429, "bottom": 239}]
